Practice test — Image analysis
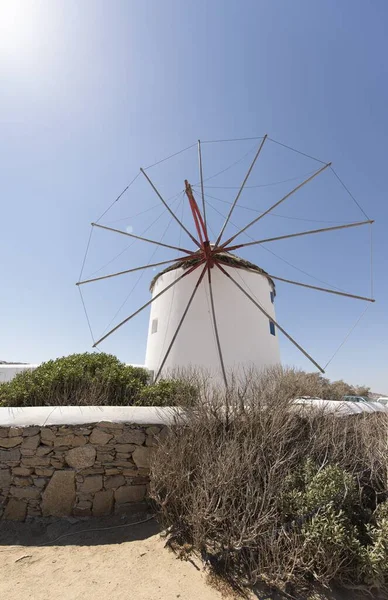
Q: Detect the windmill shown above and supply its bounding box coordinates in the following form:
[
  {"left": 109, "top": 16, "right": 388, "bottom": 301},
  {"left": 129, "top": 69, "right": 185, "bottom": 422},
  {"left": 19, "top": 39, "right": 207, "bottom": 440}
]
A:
[{"left": 77, "top": 135, "right": 374, "bottom": 388}]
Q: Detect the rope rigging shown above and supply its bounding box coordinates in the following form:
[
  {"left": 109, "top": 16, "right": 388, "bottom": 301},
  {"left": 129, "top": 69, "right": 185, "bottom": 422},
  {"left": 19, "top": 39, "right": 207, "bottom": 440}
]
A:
[{"left": 77, "top": 134, "right": 375, "bottom": 379}]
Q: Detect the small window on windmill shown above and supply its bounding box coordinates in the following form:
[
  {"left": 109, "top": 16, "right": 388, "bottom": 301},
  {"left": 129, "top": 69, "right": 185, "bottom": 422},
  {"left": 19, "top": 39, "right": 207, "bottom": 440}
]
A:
[
  {"left": 269, "top": 320, "right": 276, "bottom": 336},
  {"left": 270, "top": 291, "right": 274, "bottom": 304},
  {"left": 151, "top": 319, "right": 158, "bottom": 334}
]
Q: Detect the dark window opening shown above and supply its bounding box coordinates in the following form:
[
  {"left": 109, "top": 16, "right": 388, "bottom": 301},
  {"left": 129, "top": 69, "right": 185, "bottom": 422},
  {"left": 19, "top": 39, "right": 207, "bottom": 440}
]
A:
[{"left": 269, "top": 320, "right": 276, "bottom": 336}]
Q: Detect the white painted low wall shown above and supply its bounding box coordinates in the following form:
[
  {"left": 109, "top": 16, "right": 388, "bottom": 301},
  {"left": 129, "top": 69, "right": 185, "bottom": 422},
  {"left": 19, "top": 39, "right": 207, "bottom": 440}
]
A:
[{"left": 0, "top": 406, "right": 176, "bottom": 427}]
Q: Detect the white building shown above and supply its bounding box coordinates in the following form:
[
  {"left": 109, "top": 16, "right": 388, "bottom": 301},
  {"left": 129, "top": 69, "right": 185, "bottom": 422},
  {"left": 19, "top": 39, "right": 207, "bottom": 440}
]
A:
[{"left": 145, "top": 251, "right": 280, "bottom": 381}]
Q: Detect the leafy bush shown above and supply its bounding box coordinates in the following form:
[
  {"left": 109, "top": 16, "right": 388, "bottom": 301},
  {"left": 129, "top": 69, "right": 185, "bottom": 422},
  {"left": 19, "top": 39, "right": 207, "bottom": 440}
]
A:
[
  {"left": 0, "top": 353, "right": 199, "bottom": 407},
  {"left": 150, "top": 368, "right": 388, "bottom": 597},
  {"left": 0, "top": 353, "right": 150, "bottom": 406},
  {"left": 136, "top": 379, "right": 198, "bottom": 407}
]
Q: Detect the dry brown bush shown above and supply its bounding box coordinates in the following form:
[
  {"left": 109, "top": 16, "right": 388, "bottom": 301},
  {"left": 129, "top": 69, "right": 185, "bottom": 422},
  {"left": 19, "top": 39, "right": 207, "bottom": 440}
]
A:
[{"left": 150, "top": 367, "right": 388, "bottom": 598}]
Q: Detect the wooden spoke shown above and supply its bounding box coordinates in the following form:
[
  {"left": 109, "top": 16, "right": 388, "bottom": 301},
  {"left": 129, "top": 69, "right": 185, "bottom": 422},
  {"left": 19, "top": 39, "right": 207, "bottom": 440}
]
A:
[
  {"left": 220, "top": 161, "right": 331, "bottom": 249},
  {"left": 224, "top": 220, "right": 374, "bottom": 252},
  {"left": 215, "top": 262, "right": 325, "bottom": 373},
  {"left": 154, "top": 262, "right": 207, "bottom": 382},
  {"left": 207, "top": 267, "right": 228, "bottom": 388},
  {"left": 215, "top": 135, "right": 267, "bottom": 246},
  {"left": 140, "top": 168, "right": 201, "bottom": 248},
  {"left": 76, "top": 257, "right": 191, "bottom": 286},
  {"left": 91, "top": 222, "right": 194, "bottom": 254},
  {"left": 93, "top": 262, "right": 201, "bottom": 347}
]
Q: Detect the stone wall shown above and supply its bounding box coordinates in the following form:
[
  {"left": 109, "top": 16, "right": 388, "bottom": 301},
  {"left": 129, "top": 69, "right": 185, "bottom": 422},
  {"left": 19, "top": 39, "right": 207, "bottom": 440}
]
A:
[{"left": 0, "top": 421, "right": 164, "bottom": 521}]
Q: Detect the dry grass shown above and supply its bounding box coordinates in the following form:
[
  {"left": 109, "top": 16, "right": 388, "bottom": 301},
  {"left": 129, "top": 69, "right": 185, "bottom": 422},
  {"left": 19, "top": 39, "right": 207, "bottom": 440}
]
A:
[{"left": 150, "top": 367, "right": 388, "bottom": 599}]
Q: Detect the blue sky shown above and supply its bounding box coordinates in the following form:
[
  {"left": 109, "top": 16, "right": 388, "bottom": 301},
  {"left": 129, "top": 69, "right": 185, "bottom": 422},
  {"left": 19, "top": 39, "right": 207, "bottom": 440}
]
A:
[{"left": 1, "top": 0, "right": 387, "bottom": 391}]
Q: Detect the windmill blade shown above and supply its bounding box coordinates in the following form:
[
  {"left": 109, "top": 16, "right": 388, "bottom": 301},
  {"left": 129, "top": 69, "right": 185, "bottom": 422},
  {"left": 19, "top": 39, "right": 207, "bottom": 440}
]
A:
[
  {"left": 197, "top": 140, "right": 207, "bottom": 230},
  {"left": 76, "top": 257, "right": 193, "bottom": 286},
  {"left": 93, "top": 261, "right": 203, "bottom": 347},
  {"left": 266, "top": 274, "right": 375, "bottom": 303},
  {"left": 207, "top": 267, "right": 228, "bottom": 388},
  {"left": 215, "top": 135, "right": 268, "bottom": 246},
  {"left": 220, "top": 161, "right": 331, "bottom": 249},
  {"left": 154, "top": 263, "right": 207, "bottom": 383},
  {"left": 91, "top": 222, "right": 193, "bottom": 254},
  {"left": 224, "top": 219, "right": 374, "bottom": 252},
  {"left": 215, "top": 262, "right": 325, "bottom": 373},
  {"left": 140, "top": 168, "right": 201, "bottom": 248}
]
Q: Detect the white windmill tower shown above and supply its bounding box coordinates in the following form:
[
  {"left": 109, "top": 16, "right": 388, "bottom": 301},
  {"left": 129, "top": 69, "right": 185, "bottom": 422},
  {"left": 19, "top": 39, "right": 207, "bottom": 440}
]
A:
[{"left": 77, "top": 135, "right": 374, "bottom": 388}]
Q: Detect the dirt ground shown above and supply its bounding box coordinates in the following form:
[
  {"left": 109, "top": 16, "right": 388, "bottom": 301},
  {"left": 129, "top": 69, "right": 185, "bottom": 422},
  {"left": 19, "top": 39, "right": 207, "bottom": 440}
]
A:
[{"left": 0, "top": 513, "right": 236, "bottom": 600}]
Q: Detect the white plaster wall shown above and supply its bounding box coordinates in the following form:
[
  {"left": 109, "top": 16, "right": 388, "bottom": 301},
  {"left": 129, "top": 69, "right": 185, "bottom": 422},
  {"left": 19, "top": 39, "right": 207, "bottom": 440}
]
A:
[
  {"left": 145, "top": 264, "right": 280, "bottom": 380},
  {"left": 0, "top": 365, "right": 39, "bottom": 383}
]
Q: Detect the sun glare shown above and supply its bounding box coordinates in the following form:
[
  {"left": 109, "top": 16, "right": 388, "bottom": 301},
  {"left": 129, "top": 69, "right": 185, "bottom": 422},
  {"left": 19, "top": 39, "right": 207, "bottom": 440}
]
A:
[{"left": 0, "top": 0, "right": 42, "bottom": 63}]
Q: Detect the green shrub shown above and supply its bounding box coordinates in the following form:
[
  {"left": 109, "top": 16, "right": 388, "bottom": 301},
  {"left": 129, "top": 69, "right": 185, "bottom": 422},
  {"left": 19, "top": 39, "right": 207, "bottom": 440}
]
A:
[
  {"left": 136, "top": 379, "right": 198, "bottom": 407},
  {"left": 0, "top": 353, "right": 149, "bottom": 407}
]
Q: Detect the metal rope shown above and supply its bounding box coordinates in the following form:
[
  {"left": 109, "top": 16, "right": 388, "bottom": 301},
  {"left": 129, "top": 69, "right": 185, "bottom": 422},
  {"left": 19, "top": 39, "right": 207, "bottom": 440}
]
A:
[
  {"left": 370, "top": 223, "right": 374, "bottom": 298},
  {"left": 144, "top": 143, "right": 197, "bottom": 170},
  {"left": 157, "top": 194, "right": 185, "bottom": 367},
  {"left": 78, "top": 226, "right": 94, "bottom": 281},
  {"left": 330, "top": 167, "right": 370, "bottom": 220},
  {"left": 205, "top": 197, "right": 348, "bottom": 293},
  {"left": 194, "top": 169, "right": 317, "bottom": 190},
  {"left": 202, "top": 190, "right": 353, "bottom": 225},
  {"left": 100, "top": 196, "right": 184, "bottom": 337},
  {"left": 94, "top": 172, "right": 140, "bottom": 224},
  {"left": 87, "top": 193, "right": 182, "bottom": 278},
  {"left": 201, "top": 136, "right": 264, "bottom": 143},
  {"left": 323, "top": 306, "right": 371, "bottom": 370},
  {"left": 268, "top": 137, "right": 327, "bottom": 164}
]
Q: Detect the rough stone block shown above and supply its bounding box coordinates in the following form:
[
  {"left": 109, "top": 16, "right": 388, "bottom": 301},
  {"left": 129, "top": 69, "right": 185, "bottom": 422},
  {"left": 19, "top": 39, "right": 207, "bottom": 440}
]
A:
[
  {"left": 32, "top": 477, "right": 47, "bottom": 488},
  {"left": 93, "top": 490, "right": 114, "bottom": 516},
  {"left": 96, "top": 421, "right": 123, "bottom": 430},
  {"left": 145, "top": 426, "right": 161, "bottom": 436},
  {"left": 0, "top": 437, "right": 23, "bottom": 449},
  {"left": 104, "top": 474, "right": 125, "bottom": 489},
  {"left": 0, "top": 448, "right": 20, "bottom": 463},
  {"left": 36, "top": 446, "right": 53, "bottom": 457},
  {"left": 90, "top": 429, "right": 113, "bottom": 445},
  {"left": 42, "top": 471, "right": 76, "bottom": 517},
  {"left": 40, "top": 428, "right": 56, "bottom": 444},
  {"left": 0, "top": 428, "right": 9, "bottom": 438},
  {"left": 21, "top": 435, "right": 41, "bottom": 450},
  {"left": 105, "top": 468, "right": 121, "bottom": 475},
  {"left": 132, "top": 446, "right": 153, "bottom": 469},
  {"left": 50, "top": 459, "right": 64, "bottom": 469},
  {"left": 121, "top": 468, "right": 138, "bottom": 477},
  {"left": 78, "top": 475, "right": 103, "bottom": 493},
  {"left": 114, "top": 444, "right": 136, "bottom": 453},
  {"left": 53, "top": 435, "right": 87, "bottom": 447},
  {"left": 23, "top": 427, "right": 40, "bottom": 437},
  {"left": 8, "top": 427, "right": 23, "bottom": 438},
  {"left": 10, "top": 486, "right": 41, "bottom": 500},
  {"left": 74, "top": 500, "right": 92, "bottom": 517},
  {"left": 12, "top": 467, "right": 33, "bottom": 476},
  {"left": 0, "top": 468, "right": 11, "bottom": 488},
  {"left": 79, "top": 467, "right": 105, "bottom": 475},
  {"left": 35, "top": 467, "right": 55, "bottom": 477},
  {"left": 13, "top": 476, "right": 32, "bottom": 487},
  {"left": 22, "top": 456, "right": 51, "bottom": 467},
  {"left": 116, "top": 430, "right": 146, "bottom": 445},
  {"left": 65, "top": 446, "right": 96, "bottom": 470},
  {"left": 114, "top": 485, "right": 146, "bottom": 504},
  {"left": 20, "top": 449, "right": 36, "bottom": 456},
  {"left": 3, "top": 498, "right": 27, "bottom": 521}
]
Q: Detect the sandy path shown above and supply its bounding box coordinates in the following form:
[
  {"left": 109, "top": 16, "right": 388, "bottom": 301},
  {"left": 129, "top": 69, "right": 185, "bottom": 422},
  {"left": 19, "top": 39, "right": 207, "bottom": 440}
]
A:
[{"left": 0, "top": 524, "right": 227, "bottom": 600}]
